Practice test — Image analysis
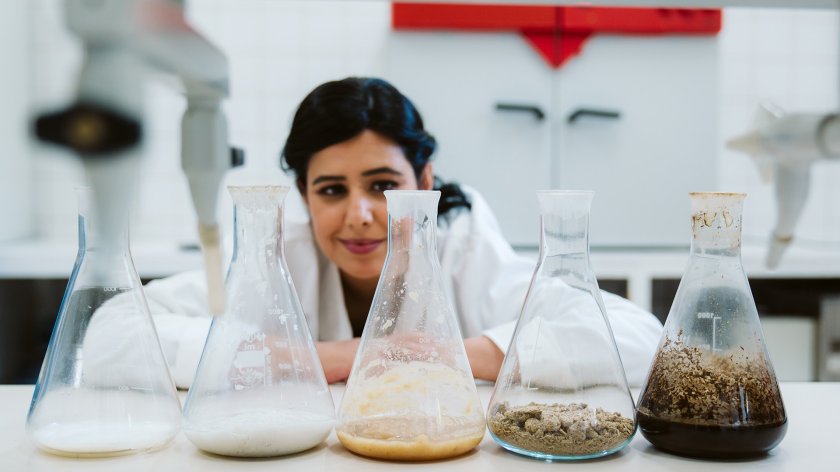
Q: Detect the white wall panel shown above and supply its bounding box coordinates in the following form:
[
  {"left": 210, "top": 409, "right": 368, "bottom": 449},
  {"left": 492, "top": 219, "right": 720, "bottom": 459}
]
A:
[
  {"left": 0, "top": 0, "right": 33, "bottom": 241},
  {"left": 20, "top": 2, "right": 840, "bottom": 259}
]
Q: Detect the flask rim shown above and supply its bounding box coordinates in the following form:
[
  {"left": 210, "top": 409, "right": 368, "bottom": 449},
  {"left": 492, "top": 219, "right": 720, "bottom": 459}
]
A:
[
  {"left": 383, "top": 190, "right": 441, "bottom": 197},
  {"left": 227, "top": 185, "right": 290, "bottom": 194},
  {"left": 536, "top": 189, "right": 594, "bottom": 197},
  {"left": 688, "top": 191, "right": 746, "bottom": 198}
]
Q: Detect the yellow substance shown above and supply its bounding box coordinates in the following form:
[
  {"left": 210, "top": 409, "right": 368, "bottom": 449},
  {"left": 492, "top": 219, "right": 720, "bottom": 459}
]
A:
[
  {"left": 198, "top": 225, "right": 225, "bottom": 316},
  {"left": 337, "top": 430, "right": 483, "bottom": 461},
  {"left": 343, "top": 361, "right": 482, "bottom": 419},
  {"left": 338, "top": 361, "right": 486, "bottom": 460}
]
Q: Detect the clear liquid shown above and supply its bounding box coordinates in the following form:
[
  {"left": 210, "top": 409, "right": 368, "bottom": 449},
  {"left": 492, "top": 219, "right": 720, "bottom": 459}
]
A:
[
  {"left": 31, "top": 421, "right": 176, "bottom": 457},
  {"left": 28, "top": 388, "right": 180, "bottom": 457}
]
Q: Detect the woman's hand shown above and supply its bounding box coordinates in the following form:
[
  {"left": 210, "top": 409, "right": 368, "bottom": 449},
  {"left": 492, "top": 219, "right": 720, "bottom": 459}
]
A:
[
  {"left": 464, "top": 335, "right": 505, "bottom": 382},
  {"left": 315, "top": 336, "right": 504, "bottom": 383},
  {"left": 316, "top": 338, "right": 361, "bottom": 383}
]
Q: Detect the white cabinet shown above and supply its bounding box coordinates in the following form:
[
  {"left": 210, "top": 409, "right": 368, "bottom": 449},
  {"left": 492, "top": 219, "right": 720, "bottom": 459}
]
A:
[
  {"left": 385, "top": 31, "right": 552, "bottom": 246},
  {"left": 554, "top": 35, "right": 718, "bottom": 247},
  {"left": 385, "top": 30, "right": 717, "bottom": 248}
]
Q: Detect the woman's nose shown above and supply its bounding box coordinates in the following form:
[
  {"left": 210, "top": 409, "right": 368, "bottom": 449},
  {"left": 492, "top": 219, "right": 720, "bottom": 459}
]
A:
[{"left": 346, "top": 193, "right": 374, "bottom": 228}]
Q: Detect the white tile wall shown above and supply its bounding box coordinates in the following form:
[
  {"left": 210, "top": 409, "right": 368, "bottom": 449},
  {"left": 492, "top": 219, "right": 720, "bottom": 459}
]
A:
[
  {"left": 25, "top": 2, "right": 840, "bottom": 253},
  {"left": 28, "top": 0, "right": 393, "bottom": 244},
  {"left": 0, "top": 0, "right": 33, "bottom": 241},
  {"left": 717, "top": 8, "right": 840, "bottom": 249}
]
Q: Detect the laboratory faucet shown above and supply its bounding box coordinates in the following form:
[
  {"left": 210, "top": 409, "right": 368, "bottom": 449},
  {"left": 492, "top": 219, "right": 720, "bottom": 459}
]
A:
[
  {"left": 727, "top": 103, "right": 840, "bottom": 269},
  {"left": 34, "top": 0, "right": 238, "bottom": 314}
]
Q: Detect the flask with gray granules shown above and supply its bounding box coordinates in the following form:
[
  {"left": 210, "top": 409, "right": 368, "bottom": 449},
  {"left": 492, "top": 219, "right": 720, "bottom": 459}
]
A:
[
  {"left": 488, "top": 402, "right": 635, "bottom": 458},
  {"left": 485, "top": 191, "right": 639, "bottom": 460}
]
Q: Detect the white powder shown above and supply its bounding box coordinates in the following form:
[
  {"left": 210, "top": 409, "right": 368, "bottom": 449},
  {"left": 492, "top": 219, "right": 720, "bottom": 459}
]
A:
[
  {"left": 31, "top": 421, "right": 178, "bottom": 457},
  {"left": 184, "top": 409, "right": 335, "bottom": 457}
]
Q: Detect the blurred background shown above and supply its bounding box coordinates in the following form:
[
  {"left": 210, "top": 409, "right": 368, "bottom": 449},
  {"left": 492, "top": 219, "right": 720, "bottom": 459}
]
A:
[{"left": 2, "top": 0, "right": 840, "bottom": 384}]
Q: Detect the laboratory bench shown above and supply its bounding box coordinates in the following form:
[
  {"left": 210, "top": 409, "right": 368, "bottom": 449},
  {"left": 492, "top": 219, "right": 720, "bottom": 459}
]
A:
[
  {"left": 2, "top": 240, "right": 840, "bottom": 384},
  {"left": 0, "top": 383, "right": 837, "bottom": 471},
  {"left": 3, "top": 240, "right": 840, "bottom": 310}
]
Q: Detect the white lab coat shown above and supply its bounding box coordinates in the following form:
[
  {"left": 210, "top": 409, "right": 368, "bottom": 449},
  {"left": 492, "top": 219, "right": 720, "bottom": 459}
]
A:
[{"left": 90, "top": 188, "right": 662, "bottom": 389}]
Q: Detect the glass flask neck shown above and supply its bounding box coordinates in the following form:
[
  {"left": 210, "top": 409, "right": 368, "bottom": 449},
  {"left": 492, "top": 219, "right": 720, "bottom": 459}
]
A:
[
  {"left": 229, "top": 186, "right": 289, "bottom": 267},
  {"left": 689, "top": 192, "right": 745, "bottom": 258},
  {"left": 537, "top": 191, "right": 593, "bottom": 263},
  {"left": 77, "top": 187, "right": 129, "bottom": 254},
  {"left": 384, "top": 190, "right": 440, "bottom": 260}
]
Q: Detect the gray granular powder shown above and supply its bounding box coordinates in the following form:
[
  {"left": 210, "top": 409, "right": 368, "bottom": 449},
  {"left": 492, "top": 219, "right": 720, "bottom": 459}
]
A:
[{"left": 488, "top": 402, "right": 635, "bottom": 456}]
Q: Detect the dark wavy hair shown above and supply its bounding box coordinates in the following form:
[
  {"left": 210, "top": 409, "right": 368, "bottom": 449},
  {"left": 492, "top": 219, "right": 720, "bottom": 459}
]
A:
[{"left": 281, "top": 77, "right": 470, "bottom": 216}]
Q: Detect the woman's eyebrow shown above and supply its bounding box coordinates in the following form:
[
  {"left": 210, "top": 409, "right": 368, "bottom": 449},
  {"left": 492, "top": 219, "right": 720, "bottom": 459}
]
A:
[
  {"left": 311, "top": 175, "right": 346, "bottom": 185},
  {"left": 361, "top": 167, "right": 403, "bottom": 177}
]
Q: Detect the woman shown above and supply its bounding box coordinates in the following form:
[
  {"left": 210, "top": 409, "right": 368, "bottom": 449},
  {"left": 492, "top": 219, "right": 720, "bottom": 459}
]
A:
[{"left": 119, "top": 77, "right": 661, "bottom": 388}]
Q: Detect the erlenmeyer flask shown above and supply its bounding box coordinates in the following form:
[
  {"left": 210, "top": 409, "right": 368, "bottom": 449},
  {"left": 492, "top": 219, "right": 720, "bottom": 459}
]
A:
[
  {"left": 487, "top": 190, "right": 636, "bottom": 460},
  {"left": 337, "top": 190, "right": 485, "bottom": 461},
  {"left": 183, "top": 186, "right": 334, "bottom": 457},
  {"left": 26, "top": 188, "right": 181, "bottom": 457},
  {"left": 636, "top": 192, "right": 787, "bottom": 458}
]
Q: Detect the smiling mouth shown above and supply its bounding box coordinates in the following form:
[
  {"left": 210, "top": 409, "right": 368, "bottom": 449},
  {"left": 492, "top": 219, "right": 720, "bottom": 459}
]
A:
[{"left": 339, "top": 239, "right": 385, "bottom": 255}]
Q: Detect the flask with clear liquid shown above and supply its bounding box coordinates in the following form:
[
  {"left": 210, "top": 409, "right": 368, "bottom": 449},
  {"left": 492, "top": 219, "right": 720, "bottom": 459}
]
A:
[
  {"left": 636, "top": 192, "right": 787, "bottom": 458},
  {"left": 26, "top": 187, "right": 181, "bottom": 457},
  {"left": 182, "top": 186, "right": 334, "bottom": 457},
  {"left": 336, "top": 190, "right": 485, "bottom": 461},
  {"left": 487, "top": 190, "right": 637, "bottom": 460}
]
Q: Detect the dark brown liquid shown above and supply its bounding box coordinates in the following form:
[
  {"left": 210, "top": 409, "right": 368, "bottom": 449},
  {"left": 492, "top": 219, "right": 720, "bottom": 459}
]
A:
[{"left": 637, "top": 411, "right": 787, "bottom": 459}]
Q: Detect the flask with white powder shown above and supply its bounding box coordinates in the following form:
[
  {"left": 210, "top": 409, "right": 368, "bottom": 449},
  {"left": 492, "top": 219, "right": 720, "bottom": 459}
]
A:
[{"left": 183, "top": 186, "right": 334, "bottom": 457}]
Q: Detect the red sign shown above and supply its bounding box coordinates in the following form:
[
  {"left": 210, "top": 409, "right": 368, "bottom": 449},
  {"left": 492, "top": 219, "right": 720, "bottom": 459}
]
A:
[{"left": 392, "top": 3, "right": 722, "bottom": 68}]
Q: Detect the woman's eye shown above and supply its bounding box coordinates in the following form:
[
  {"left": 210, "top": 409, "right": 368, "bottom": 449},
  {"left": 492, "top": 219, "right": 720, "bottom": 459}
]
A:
[
  {"left": 371, "top": 180, "right": 398, "bottom": 192},
  {"left": 317, "top": 185, "right": 346, "bottom": 197}
]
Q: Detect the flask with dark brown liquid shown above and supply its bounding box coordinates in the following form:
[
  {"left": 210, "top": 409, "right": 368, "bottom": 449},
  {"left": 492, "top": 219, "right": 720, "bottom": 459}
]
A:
[{"left": 636, "top": 193, "right": 786, "bottom": 459}]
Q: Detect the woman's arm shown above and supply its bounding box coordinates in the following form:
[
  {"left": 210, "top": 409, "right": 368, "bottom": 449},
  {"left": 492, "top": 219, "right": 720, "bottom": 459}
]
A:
[
  {"left": 314, "top": 336, "right": 503, "bottom": 383},
  {"left": 137, "top": 270, "right": 213, "bottom": 388},
  {"left": 81, "top": 270, "right": 213, "bottom": 390},
  {"left": 464, "top": 335, "right": 505, "bottom": 381},
  {"left": 315, "top": 338, "right": 361, "bottom": 383},
  {"left": 444, "top": 189, "right": 663, "bottom": 387}
]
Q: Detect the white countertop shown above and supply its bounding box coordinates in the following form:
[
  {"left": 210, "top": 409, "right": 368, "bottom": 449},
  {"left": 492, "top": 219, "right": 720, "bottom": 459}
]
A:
[
  {"left": 0, "top": 241, "right": 204, "bottom": 279},
  {"left": 0, "top": 383, "right": 837, "bottom": 471}
]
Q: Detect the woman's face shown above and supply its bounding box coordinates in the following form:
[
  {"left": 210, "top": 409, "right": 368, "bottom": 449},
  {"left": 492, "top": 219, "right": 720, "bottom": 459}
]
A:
[{"left": 303, "top": 130, "right": 433, "bottom": 284}]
